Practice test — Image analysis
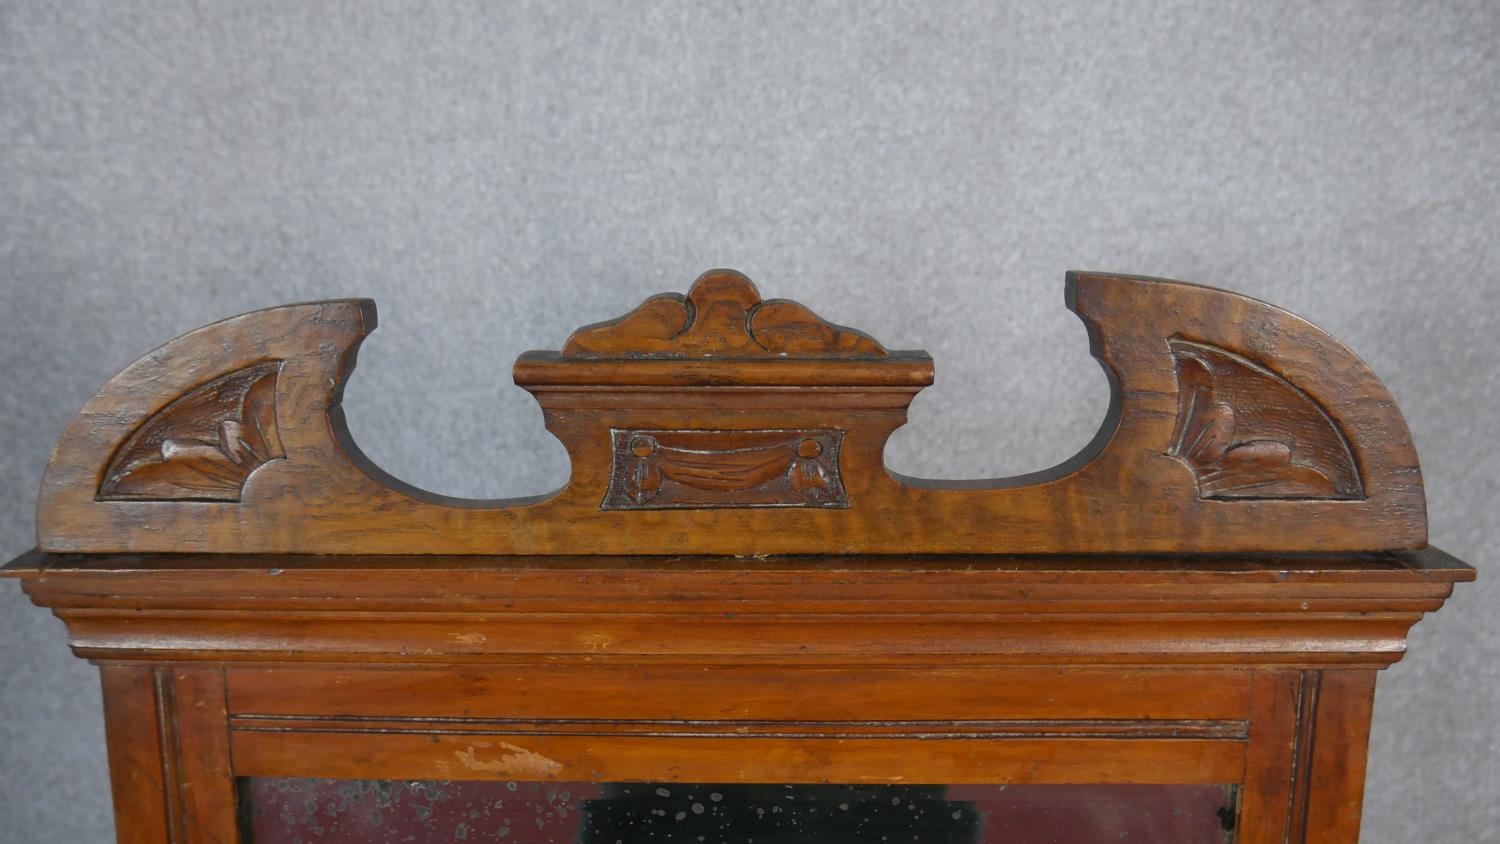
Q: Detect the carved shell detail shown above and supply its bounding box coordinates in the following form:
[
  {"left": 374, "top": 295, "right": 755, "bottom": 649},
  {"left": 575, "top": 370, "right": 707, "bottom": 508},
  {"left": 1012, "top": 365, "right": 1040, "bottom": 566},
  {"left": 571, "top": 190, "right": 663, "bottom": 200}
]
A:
[
  {"left": 561, "top": 270, "right": 889, "bottom": 359},
  {"left": 1167, "top": 339, "right": 1363, "bottom": 500},
  {"left": 98, "top": 362, "right": 284, "bottom": 502}
]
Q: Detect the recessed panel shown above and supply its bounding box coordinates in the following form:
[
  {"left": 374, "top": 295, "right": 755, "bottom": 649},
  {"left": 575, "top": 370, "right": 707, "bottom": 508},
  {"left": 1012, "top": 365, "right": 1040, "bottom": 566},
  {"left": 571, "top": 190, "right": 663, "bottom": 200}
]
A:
[{"left": 242, "top": 779, "right": 1236, "bottom": 843}]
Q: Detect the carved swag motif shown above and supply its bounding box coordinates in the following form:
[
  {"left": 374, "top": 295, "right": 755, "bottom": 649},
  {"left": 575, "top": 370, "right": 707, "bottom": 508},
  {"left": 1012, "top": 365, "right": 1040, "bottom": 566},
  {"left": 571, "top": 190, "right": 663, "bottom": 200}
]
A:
[
  {"left": 1168, "top": 339, "right": 1363, "bottom": 500},
  {"left": 603, "top": 429, "right": 848, "bottom": 510},
  {"left": 98, "top": 362, "right": 285, "bottom": 501}
]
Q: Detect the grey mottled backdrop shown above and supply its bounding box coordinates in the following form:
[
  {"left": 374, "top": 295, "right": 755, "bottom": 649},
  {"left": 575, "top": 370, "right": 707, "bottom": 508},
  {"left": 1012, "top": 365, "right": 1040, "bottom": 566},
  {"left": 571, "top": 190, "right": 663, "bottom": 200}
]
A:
[{"left": 1, "top": 1, "right": 1496, "bottom": 841}]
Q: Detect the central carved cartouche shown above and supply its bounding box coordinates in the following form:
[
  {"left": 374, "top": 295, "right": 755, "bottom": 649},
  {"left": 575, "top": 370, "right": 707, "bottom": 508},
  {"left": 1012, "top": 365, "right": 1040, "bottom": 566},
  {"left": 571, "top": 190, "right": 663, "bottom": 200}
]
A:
[
  {"left": 512, "top": 271, "right": 921, "bottom": 515},
  {"left": 603, "top": 429, "right": 849, "bottom": 510}
]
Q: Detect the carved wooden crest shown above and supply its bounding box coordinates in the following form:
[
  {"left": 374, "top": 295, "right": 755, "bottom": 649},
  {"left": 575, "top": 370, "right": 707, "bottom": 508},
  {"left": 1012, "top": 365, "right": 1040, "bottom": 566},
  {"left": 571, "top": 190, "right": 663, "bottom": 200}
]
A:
[
  {"left": 33, "top": 270, "right": 1425, "bottom": 554},
  {"left": 562, "top": 270, "right": 887, "bottom": 359}
]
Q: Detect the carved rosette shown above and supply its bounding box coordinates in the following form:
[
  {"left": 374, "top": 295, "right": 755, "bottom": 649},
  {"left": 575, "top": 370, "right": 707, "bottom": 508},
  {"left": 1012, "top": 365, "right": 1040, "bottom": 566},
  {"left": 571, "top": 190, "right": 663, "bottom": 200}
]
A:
[
  {"left": 603, "top": 429, "right": 848, "bottom": 510},
  {"left": 1167, "top": 339, "right": 1363, "bottom": 500},
  {"left": 98, "top": 362, "right": 285, "bottom": 502}
]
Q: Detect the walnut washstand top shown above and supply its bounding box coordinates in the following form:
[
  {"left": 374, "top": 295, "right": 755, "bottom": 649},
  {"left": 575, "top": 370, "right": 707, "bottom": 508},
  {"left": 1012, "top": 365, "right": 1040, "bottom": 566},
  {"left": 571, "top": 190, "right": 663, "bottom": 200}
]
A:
[{"left": 1, "top": 269, "right": 1475, "bottom": 844}]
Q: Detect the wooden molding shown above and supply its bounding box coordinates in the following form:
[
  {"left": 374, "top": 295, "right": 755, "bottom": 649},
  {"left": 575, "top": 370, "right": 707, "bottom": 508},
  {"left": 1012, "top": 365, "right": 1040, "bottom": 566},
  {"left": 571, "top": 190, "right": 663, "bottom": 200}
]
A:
[
  {"left": 34, "top": 270, "right": 1427, "bottom": 554},
  {"left": 11, "top": 547, "right": 1472, "bottom": 668}
]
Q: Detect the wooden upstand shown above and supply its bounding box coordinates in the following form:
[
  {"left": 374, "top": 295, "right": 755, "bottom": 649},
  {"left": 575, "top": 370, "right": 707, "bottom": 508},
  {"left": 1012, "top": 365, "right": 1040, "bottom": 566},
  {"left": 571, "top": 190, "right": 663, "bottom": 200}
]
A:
[{"left": 5, "top": 270, "right": 1473, "bottom": 843}]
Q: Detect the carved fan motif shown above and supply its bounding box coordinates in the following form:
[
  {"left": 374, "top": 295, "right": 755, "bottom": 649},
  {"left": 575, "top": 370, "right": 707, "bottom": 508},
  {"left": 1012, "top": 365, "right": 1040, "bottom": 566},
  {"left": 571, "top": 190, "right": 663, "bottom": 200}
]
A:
[
  {"left": 1168, "top": 339, "right": 1363, "bottom": 500},
  {"left": 98, "top": 362, "right": 284, "bottom": 501}
]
